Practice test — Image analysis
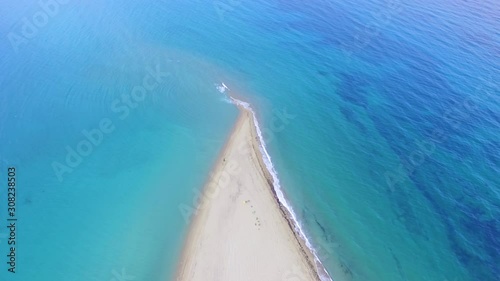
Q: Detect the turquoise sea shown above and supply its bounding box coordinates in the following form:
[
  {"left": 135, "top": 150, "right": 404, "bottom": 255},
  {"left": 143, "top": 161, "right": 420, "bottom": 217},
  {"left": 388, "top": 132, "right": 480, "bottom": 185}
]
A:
[{"left": 0, "top": 0, "right": 498, "bottom": 281}]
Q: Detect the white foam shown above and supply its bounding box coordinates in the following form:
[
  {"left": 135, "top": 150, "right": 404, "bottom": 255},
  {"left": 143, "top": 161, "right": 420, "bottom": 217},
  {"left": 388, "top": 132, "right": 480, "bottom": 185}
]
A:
[
  {"left": 216, "top": 85, "right": 226, "bottom": 94},
  {"left": 217, "top": 83, "right": 333, "bottom": 281},
  {"left": 216, "top": 82, "right": 229, "bottom": 94}
]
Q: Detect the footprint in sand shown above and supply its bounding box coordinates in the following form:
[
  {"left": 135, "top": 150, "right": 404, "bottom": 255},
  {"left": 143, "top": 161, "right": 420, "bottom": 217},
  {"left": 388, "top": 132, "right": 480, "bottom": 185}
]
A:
[{"left": 245, "top": 200, "right": 262, "bottom": 230}]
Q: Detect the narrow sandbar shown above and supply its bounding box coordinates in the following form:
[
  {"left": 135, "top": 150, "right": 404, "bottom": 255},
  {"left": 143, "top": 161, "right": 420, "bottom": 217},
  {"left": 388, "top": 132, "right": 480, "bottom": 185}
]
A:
[{"left": 175, "top": 101, "right": 325, "bottom": 281}]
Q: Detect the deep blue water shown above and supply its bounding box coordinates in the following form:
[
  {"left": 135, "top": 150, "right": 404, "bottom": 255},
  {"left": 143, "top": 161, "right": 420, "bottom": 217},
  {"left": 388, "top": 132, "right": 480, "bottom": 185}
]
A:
[{"left": 0, "top": 0, "right": 498, "bottom": 280}]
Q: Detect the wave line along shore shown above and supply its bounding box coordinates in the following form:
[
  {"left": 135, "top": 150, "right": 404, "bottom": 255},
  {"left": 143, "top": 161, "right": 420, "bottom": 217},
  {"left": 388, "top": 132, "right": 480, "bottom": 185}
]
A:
[{"left": 175, "top": 85, "right": 333, "bottom": 281}]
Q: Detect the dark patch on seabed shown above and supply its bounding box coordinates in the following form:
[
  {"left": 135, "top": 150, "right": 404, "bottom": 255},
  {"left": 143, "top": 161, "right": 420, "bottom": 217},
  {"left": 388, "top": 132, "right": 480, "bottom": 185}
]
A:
[
  {"left": 268, "top": 1, "right": 499, "bottom": 279},
  {"left": 339, "top": 106, "right": 367, "bottom": 134},
  {"left": 390, "top": 188, "right": 429, "bottom": 241},
  {"left": 336, "top": 73, "right": 370, "bottom": 109},
  {"left": 333, "top": 45, "right": 499, "bottom": 280},
  {"left": 389, "top": 247, "right": 408, "bottom": 281}
]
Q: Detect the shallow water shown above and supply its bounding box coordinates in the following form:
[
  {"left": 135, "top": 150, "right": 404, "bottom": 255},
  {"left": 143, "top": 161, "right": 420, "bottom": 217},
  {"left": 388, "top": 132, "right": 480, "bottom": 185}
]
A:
[{"left": 0, "top": 0, "right": 498, "bottom": 280}]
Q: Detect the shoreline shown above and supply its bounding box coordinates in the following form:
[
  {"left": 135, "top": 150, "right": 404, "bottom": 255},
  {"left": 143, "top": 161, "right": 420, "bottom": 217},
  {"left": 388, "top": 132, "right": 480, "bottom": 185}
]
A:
[
  {"left": 175, "top": 93, "right": 332, "bottom": 281},
  {"left": 230, "top": 97, "right": 333, "bottom": 281}
]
